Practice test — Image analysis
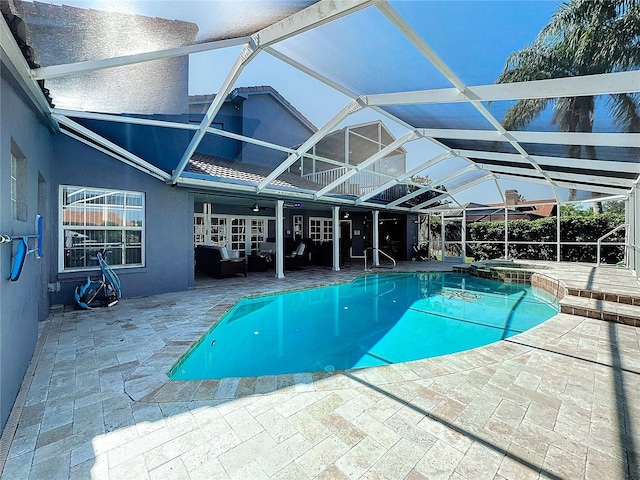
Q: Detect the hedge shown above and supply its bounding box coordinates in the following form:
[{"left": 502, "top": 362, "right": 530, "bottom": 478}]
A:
[{"left": 428, "top": 214, "right": 625, "bottom": 263}]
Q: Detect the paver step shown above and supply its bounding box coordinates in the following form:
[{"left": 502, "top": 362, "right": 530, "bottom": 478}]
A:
[
  {"left": 560, "top": 294, "right": 640, "bottom": 327},
  {"left": 564, "top": 287, "right": 640, "bottom": 306}
]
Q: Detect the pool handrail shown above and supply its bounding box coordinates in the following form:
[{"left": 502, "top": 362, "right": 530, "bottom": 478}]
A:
[{"left": 362, "top": 247, "right": 396, "bottom": 271}]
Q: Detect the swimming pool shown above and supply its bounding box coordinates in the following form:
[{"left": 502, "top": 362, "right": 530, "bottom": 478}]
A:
[{"left": 169, "top": 272, "right": 558, "bottom": 380}]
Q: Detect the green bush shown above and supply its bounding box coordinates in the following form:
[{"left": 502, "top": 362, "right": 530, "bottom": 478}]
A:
[{"left": 429, "top": 213, "right": 625, "bottom": 263}]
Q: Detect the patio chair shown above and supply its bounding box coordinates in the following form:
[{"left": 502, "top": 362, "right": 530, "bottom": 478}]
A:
[
  {"left": 195, "top": 245, "right": 247, "bottom": 279},
  {"left": 285, "top": 242, "right": 306, "bottom": 270}
]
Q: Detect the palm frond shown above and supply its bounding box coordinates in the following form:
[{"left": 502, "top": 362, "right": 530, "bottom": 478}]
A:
[
  {"left": 608, "top": 93, "right": 640, "bottom": 132},
  {"left": 502, "top": 99, "right": 552, "bottom": 130}
]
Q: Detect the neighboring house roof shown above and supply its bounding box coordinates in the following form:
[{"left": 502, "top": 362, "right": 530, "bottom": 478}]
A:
[
  {"left": 189, "top": 86, "right": 317, "bottom": 133},
  {"left": 188, "top": 153, "right": 322, "bottom": 191},
  {"left": 436, "top": 199, "right": 556, "bottom": 222},
  {"left": 487, "top": 199, "right": 557, "bottom": 218}
]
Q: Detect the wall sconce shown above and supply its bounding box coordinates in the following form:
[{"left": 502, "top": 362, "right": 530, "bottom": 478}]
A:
[
  {"left": 343, "top": 211, "right": 349, "bottom": 219},
  {"left": 252, "top": 203, "right": 260, "bottom": 212}
]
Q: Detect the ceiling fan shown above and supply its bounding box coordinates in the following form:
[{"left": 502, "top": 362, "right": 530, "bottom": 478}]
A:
[{"left": 250, "top": 202, "right": 267, "bottom": 212}]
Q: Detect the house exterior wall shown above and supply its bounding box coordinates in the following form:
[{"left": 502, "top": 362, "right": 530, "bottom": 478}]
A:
[
  {"left": 192, "top": 102, "right": 243, "bottom": 160},
  {"left": 0, "top": 69, "right": 54, "bottom": 433},
  {"left": 240, "top": 94, "right": 314, "bottom": 168},
  {"left": 73, "top": 114, "right": 193, "bottom": 173},
  {"left": 51, "top": 136, "right": 195, "bottom": 304}
]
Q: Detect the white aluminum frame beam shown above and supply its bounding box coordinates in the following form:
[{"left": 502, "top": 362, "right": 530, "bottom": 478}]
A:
[
  {"left": 485, "top": 164, "right": 634, "bottom": 188},
  {"left": 32, "top": 38, "right": 249, "bottom": 80},
  {"left": 458, "top": 149, "right": 640, "bottom": 174},
  {"left": 313, "top": 131, "right": 419, "bottom": 199},
  {"left": 493, "top": 173, "right": 629, "bottom": 196},
  {"left": 363, "top": 70, "right": 640, "bottom": 106},
  {"left": 417, "top": 128, "right": 640, "bottom": 148},
  {"left": 53, "top": 114, "right": 171, "bottom": 181}
]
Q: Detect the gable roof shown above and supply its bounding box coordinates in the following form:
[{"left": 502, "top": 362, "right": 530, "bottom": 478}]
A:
[{"left": 190, "top": 86, "right": 317, "bottom": 133}]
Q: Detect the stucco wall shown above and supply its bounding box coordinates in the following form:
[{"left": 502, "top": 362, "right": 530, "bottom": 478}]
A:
[
  {"left": 193, "top": 103, "right": 243, "bottom": 160},
  {"left": 52, "top": 136, "right": 195, "bottom": 304},
  {"left": 241, "top": 95, "right": 314, "bottom": 168},
  {"left": 0, "top": 69, "right": 54, "bottom": 433},
  {"left": 73, "top": 114, "right": 192, "bottom": 173}
]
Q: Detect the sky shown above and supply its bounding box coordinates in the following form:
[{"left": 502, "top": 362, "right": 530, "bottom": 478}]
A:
[{"left": 45, "top": 0, "right": 583, "bottom": 205}]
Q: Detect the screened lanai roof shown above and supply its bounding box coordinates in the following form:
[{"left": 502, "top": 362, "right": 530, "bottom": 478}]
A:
[{"left": 2, "top": 0, "right": 639, "bottom": 212}]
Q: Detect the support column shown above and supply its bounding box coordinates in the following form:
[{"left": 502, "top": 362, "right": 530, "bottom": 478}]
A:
[
  {"left": 504, "top": 207, "right": 508, "bottom": 259},
  {"left": 275, "top": 199, "right": 285, "bottom": 279},
  {"left": 372, "top": 210, "right": 380, "bottom": 266},
  {"left": 461, "top": 209, "right": 467, "bottom": 261},
  {"left": 441, "top": 212, "right": 445, "bottom": 261},
  {"left": 332, "top": 206, "right": 340, "bottom": 272},
  {"left": 556, "top": 205, "right": 561, "bottom": 262}
]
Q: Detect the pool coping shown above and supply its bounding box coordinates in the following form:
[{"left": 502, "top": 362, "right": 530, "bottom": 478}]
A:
[{"left": 123, "top": 268, "right": 570, "bottom": 403}]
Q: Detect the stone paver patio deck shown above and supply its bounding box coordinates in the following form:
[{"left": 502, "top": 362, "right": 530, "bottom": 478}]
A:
[{"left": 1, "top": 261, "right": 640, "bottom": 479}]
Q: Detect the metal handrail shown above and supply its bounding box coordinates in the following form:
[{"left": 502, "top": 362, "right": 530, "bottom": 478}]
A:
[
  {"left": 363, "top": 247, "right": 396, "bottom": 271},
  {"left": 596, "top": 223, "right": 629, "bottom": 265}
]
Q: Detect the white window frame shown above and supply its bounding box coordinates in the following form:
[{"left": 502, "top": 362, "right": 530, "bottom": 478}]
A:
[
  {"left": 309, "top": 217, "right": 333, "bottom": 242},
  {"left": 11, "top": 152, "right": 27, "bottom": 221},
  {"left": 293, "top": 215, "right": 303, "bottom": 238},
  {"left": 250, "top": 218, "right": 267, "bottom": 251},
  {"left": 194, "top": 211, "right": 273, "bottom": 256},
  {"left": 59, "top": 185, "right": 145, "bottom": 272}
]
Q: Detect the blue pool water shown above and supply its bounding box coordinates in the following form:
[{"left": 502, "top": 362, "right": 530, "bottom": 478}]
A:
[{"left": 170, "top": 272, "right": 558, "bottom": 380}]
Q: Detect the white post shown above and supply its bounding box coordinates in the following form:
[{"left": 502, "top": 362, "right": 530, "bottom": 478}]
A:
[
  {"left": 372, "top": 210, "right": 380, "bottom": 266},
  {"left": 441, "top": 212, "right": 445, "bottom": 261},
  {"left": 556, "top": 204, "right": 561, "bottom": 262},
  {"left": 204, "top": 202, "right": 212, "bottom": 246},
  {"left": 504, "top": 207, "right": 508, "bottom": 259},
  {"left": 461, "top": 209, "right": 466, "bottom": 261},
  {"left": 332, "top": 206, "right": 341, "bottom": 272},
  {"left": 275, "top": 199, "right": 285, "bottom": 279}
]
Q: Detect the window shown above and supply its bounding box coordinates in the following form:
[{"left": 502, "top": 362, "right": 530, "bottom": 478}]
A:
[
  {"left": 11, "top": 152, "right": 27, "bottom": 221},
  {"left": 230, "top": 218, "right": 246, "bottom": 254},
  {"left": 193, "top": 214, "right": 206, "bottom": 246},
  {"left": 210, "top": 217, "right": 227, "bottom": 245},
  {"left": 60, "top": 186, "right": 144, "bottom": 270},
  {"left": 293, "top": 215, "right": 303, "bottom": 238},
  {"left": 309, "top": 217, "right": 333, "bottom": 242},
  {"left": 250, "top": 218, "right": 266, "bottom": 251}
]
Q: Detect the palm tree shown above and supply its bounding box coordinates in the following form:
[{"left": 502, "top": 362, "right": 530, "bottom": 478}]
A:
[{"left": 496, "top": 0, "right": 640, "bottom": 208}]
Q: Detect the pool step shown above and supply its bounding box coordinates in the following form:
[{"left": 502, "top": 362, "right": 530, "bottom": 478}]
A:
[{"left": 559, "top": 292, "right": 640, "bottom": 327}]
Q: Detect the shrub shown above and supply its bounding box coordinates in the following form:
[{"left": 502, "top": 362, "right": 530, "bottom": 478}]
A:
[{"left": 428, "top": 213, "right": 625, "bottom": 263}]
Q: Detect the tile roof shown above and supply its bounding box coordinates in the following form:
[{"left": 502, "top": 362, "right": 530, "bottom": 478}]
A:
[{"left": 188, "top": 153, "right": 322, "bottom": 192}]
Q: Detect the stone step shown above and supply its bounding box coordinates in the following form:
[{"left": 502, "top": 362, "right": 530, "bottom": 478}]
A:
[
  {"left": 564, "top": 287, "right": 640, "bottom": 307},
  {"left": 560, "top": 294, "right": 640, "bottom": 327}
]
